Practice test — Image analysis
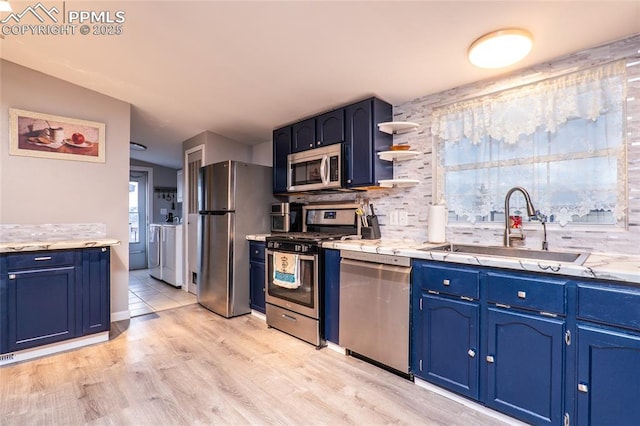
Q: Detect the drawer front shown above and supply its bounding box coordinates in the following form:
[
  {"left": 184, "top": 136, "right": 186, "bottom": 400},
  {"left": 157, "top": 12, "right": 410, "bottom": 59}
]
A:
[
  {"left": 487, "top": 272, "right": 566, "bottom": 315},
  {"left": 577, "top": 283, "right": 640, "bottom": 331},
  {"left": 6, "top": 250, "right": 77, "bottom": 270},
  {"left": 414, "top": 262, "right": 479, "bottom": 299},
  {"left": 249, "top": 242, "right": 265, "bottom": 262},
  {"left": 266, "top": 303, "right": 320, "bottom": 347}
]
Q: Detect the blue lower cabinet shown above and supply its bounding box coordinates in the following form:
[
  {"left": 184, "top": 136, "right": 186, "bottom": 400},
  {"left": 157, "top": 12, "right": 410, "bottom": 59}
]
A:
[
  {"left": 82, "top": 248, "right": 110, "bottom": 334},
  {"left": 413, "top": 293, "right": 479, "bottom": 399},
  {"left": 486, "top": 307, "right": 565, "bottom": 425},
  {"left": 577, "top": 325, "right": 640, "bottom": 425},
  {"left": 7, "top": 265, "right": 78, "bottom": 352},
  {"left": 1, "top": 248, "right": 111, "bottom": 355},
  {"left": 249, "top": 242, "right": 266, "bottom": 314},
  {"left": 323, "top": 249, "right": 340, "bottom": 344}
]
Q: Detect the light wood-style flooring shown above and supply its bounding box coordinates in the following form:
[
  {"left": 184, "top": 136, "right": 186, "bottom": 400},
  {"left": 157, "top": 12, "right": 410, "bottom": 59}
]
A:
[{"left": 0, "top": 304, "right": 514, "bottom": 425}]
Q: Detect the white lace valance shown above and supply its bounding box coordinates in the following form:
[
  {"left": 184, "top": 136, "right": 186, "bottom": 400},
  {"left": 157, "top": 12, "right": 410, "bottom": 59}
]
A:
[{"left": 431, "top": 60, "right": 627, "bottom": 144}]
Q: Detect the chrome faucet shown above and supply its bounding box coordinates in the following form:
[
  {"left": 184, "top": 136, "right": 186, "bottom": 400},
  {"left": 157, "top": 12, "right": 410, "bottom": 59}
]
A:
[{"left": 504, "top": 187, "right": 548, "bottom": 250}]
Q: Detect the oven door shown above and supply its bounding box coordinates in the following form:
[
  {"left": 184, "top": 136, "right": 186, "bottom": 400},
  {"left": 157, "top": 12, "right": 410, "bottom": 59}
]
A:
[{"left": 265, "top": 249, "right": 319, "bottom": 319}]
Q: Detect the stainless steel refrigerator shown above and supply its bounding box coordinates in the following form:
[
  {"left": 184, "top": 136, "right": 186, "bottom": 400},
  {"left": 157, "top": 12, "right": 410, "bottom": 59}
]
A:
[{"left": 197, "top": 160, "right": 275, "bottom": 317}]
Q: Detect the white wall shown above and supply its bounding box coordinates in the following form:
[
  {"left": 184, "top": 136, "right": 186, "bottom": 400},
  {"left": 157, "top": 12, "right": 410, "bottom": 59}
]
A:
[
  {"left": 252, "top": 140, "right": 272, "bottom": 167},
  {"left": 0, "top": 60, "right": 131, "bottom": 318},
  {"left": 183, "top": 130, "right": 251, "bottom": 166}
]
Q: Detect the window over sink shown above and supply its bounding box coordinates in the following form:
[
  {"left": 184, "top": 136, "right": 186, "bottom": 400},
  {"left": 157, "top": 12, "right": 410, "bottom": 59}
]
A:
[{"left": 432, "top": 60, "right": 631, "bottom": 227}]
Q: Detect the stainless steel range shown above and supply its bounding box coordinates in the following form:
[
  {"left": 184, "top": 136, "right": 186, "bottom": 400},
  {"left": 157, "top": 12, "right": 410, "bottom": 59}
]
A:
[{"left": 265, "top": 204, "right": 359, "bottom": 348}]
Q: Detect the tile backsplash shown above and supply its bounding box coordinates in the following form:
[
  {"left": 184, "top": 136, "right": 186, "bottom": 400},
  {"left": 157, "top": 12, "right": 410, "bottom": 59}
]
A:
[
  {"left": 302, "top": 34, "right": 640, "bottom": 255},
  {"left": 0, "top": 223, "right": 107, "bottom": 243}
]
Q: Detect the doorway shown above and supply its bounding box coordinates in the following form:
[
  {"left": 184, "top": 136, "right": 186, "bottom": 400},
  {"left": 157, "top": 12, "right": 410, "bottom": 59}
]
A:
[
  {"left": 184, "top": 145, "right": 204, "bottom": 294},
  {"left": 129, "top": 168, "right": 152, "bottom": 270}
]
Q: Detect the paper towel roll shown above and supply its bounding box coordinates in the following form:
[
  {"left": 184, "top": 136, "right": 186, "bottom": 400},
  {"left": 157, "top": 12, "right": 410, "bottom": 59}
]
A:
[{"left": 427, "top": 205, "right": 447, "bottom": 243}]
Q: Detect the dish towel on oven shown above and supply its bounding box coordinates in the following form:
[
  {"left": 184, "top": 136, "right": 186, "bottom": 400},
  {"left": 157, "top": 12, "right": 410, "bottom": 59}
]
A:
[{"left": 273, "top": 251, "right": 300, "bottom": 289}]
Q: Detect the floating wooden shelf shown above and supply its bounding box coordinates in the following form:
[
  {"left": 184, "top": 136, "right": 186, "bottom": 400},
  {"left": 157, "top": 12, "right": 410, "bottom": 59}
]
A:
[
  {"left": 377, "top": 121, "right": 420, "bottom": 135},
  {"left": 378, "top": 179, "right": 420, "bottom": 188},
  {"left": 378, "top": 150, "right": 420, "bottom": 161}
]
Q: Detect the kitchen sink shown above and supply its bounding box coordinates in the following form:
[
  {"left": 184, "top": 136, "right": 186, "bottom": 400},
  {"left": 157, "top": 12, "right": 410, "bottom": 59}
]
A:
[{"left": 421, "top": 243, "right": 590, "bottom": 265}]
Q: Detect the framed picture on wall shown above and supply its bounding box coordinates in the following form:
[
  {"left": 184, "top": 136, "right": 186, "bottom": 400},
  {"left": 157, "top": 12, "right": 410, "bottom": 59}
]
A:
[{"left": 9, "top": 108, "right": 106, "bottom": 163}]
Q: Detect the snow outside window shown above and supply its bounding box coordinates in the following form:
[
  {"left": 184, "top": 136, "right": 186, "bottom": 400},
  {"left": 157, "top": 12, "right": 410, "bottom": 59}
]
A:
[{"left": 432, "top": 60, "right": 627, "bottom": 227}]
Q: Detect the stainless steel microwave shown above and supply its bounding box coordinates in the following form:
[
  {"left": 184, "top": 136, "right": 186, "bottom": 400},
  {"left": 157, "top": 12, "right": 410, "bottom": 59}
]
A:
[{"left": 287, "top": 144, "right": 343, "bottom": 192}]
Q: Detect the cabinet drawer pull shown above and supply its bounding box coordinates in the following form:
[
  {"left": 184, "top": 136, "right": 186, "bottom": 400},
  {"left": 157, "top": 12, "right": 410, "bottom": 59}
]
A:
[
  {"left": 460, "top": 296, "right": 474, "bottom": 301},
  {"left": 443, "top": 279, "right": 450, "bottom": 286},
  {"left": 468, "top": 349, "right": 476, "bottom": 358},
  {"left": 427, "top": 290, "right": 439, "bottom": 295},
  {"left": 578, "top": 383, "right": 589, "bottom": 393},
  {"left": 517, "top": 290, "right": 526, "bottom": 299},
  {"left": 486, "top": 355, "right": 495, "bottom": 363},
  {"left": 34, "top": 256, "right": 52, "bottom": 261},
  {"left": 495, "top": 303, "right": 511, "bottom": 309}
]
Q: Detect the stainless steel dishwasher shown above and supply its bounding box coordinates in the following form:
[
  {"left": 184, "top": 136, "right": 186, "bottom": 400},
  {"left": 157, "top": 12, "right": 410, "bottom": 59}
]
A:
[{"left": 339, "top": 250, "right": 412, "bottom": 374}]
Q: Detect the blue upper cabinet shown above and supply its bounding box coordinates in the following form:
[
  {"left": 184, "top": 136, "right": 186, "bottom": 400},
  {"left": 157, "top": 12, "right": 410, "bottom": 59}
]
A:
[
  {"left": 291, "top": 118, "right": 316, "bottom": 153},
  {"left": 272, "top": 126, "right": 291, "bottom": 194},
  {"left": 345, "top": 97, "right": 393, "bottom": 188},
  {"left": 291, "top": 109, "right": 345, "bottom": 153},
  {"left": 315, "top": 109, "right": 344, "bottom": 148}
]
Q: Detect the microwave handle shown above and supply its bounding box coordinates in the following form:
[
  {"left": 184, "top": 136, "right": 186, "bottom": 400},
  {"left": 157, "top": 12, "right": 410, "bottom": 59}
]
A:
[{"left": 320, "top": 155, "right": 329, "bottom": 186}]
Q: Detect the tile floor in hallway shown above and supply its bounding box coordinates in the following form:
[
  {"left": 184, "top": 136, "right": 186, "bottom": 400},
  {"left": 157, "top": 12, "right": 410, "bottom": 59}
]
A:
[{"left": 128, "top": 268, "right": 197, "bottom": 317}]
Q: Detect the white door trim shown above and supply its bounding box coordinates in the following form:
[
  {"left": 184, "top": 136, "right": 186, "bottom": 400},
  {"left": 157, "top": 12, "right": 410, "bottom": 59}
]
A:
[
  {"left": 130, "top": 166, "right": 154, "bottom": 269},
  {"left": 184, "top": 144, "right": 205, "bottom": 294}
]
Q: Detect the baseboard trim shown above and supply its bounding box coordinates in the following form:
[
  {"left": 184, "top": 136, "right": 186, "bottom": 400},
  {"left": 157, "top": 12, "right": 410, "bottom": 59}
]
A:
[
  {"left": 251, "top": 310, "right": 266, "bottom": 321},
  {"left": 111, "top": 310, "right": 130, "bottom": 322},
  {"left": 413, "top": 378, "right": 527, "bottom": 425},
  {"left": 0, "top": 332, "right": 109, "bottom": 367},
  {"left": 326, "top": 341, "right": 346, "bottom": 354}
]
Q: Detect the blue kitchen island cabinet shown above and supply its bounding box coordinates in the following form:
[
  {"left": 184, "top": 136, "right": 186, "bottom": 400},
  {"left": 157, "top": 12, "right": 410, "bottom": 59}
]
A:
[
  {"left": 575, "top": 282, "right": 640, "bottom": 425},
  {"left": 81, "top": 247, "right": 111, "bottom": 335},
  {"left": 411, "top": 261, "right": 480, "bottom": 399},
  {"left": 249, "top": 242, "right": 266, "bottom": 314},
  {"left": 272, "top": 126, "right": 291, "bottom": 194},
  {"left": 323, "top": 249, "right": 340, "bottom": 344},
  {"left": 3, "top": 250, "right": 81, "bottom": 353},
  {"left": 0, "top": 247, "right": 111, "bottom": 356}
]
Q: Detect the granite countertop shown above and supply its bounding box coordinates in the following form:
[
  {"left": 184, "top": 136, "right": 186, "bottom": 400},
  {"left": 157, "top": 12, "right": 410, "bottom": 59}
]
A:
[
  {"left": 323, "top": 239, "right": 640, "bottom": 286},
  {"left": 0, "top": 238, "right": 121, "bottom": 253}
]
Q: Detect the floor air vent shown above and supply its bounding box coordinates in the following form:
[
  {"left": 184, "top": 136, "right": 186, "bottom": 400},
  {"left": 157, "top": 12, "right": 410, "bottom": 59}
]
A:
[{"left": 0, "top": 353, "right": 15, "bottom": 363}]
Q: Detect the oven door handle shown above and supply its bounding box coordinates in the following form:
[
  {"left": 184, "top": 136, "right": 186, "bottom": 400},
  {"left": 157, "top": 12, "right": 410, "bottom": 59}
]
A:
[{"left": 266, "top": 249, "right": 316, "bottom": 262}]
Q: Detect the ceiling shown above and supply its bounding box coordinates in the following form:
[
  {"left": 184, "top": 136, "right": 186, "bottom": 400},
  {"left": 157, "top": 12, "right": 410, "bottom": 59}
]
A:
[{"left": 1, "top": 1, "right": 639, "bottom": 169}]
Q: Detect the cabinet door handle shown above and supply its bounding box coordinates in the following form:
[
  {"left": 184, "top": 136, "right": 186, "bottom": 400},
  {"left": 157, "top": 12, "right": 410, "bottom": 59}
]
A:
[
  {"left": 486, "top": 355, "right": 495, "bottom": 363},
  {"left": 468, "top": 349, "right": 476, "bottom": 358},
  {"left": 517, "top": 290, "right": 526, "bottom": 299},
  {"left": 443, "top": 279, "right": 450, "bottom": 286},
  {"left": 578, "top": 383, "right": 589, "bottom": 393},
  {"left": 34, "top": 256, "right": 52, "bottom": 261}
]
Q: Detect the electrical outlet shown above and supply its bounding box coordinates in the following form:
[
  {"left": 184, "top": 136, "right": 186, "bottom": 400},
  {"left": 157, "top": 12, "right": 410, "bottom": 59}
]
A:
[
  {"left": 398, "top": 210, "right": 408, "bottom": 226},
  {"left": 160, "top": 208, "right": 168, "bottom": 215},
  {"left": 389, "top": 210, "right": 399, "bottom": 226}
]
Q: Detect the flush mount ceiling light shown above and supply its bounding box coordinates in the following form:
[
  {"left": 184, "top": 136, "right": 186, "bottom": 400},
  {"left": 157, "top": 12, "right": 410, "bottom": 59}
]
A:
[
  {"left": 0, "top": 1, "right": 12, "bottom": 12},
  {"left": 468, "top": 28, "right": 533, "bottom": 69},
  {"left": 130, "top": 142, "right": 147, "bottom": 151}
]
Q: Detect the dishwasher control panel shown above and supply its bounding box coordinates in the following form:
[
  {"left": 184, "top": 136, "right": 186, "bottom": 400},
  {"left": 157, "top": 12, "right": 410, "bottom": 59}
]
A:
[{"left": 340, "top": 250, "right": 411, "bottom": 267}]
